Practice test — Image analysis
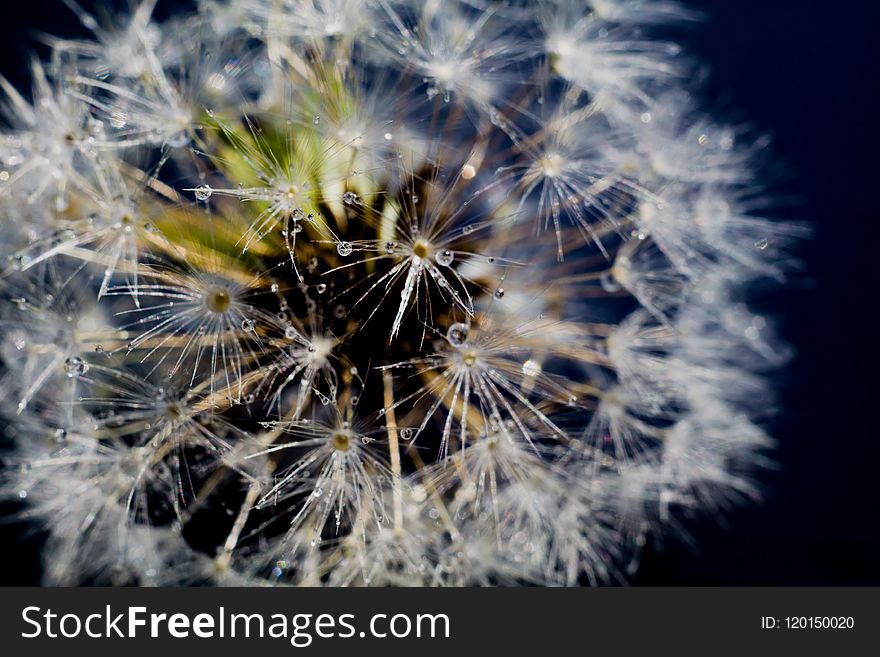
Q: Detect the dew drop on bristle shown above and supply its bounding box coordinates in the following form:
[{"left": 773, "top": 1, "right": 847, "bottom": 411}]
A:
[
  {"left": 522, "top": 359, "right": 541, "bottom": 377},
  {"left": 63, "top": 356, "right": 88, "bottom": 378},
  {"left": 446, "top": 323, "right": 469, "bottom": 346},
  {"left": 493, "top": 287, "right": 505, "bottom": 299},
  {"left": 342, "top": 192, "right": 358, "bottom": 205},
  {"left": 600, "top": 271, "right": 621, "bottom": 293},
  {"left": 337, "top": 241, "right": 353, "bottom": 256},
  {"left": 435, "top": 249, "right": 454, "bottom": 266},
  {"left": 193, "top": 184, "right": 213, "bottom": 201}
]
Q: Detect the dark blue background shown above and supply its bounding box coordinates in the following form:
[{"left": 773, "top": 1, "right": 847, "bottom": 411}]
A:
[{"left": 0, "top": 0, "right": 877, "bottom": 585}]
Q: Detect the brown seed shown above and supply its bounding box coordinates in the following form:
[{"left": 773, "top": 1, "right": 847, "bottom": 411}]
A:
[
  {"left": 206, "top": 288, "right": 231, "bottom": 313},
  {"left": 331, "top": 433, "right": 351, "bottom": 451},
  {"left": 412, "top": 240, "right": 430, "bottom": 259}
]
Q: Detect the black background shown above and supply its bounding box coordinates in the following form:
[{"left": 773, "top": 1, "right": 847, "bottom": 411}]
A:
[{"left": 0, "top": 0, "right": 878, "bottom": 585}]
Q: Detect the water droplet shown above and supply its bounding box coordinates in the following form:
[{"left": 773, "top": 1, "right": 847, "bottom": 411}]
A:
[
  {"left": 493, "top": 287, "right": 505, "bottom": 299},
  {"left": 63, "top": 356, "right": 88, "bottom": 378},
  {"left": 384, "top": 241, "right": 397, "bottom": 254},
  {"left": 435, "top": 249, "right": 454, "bottom": 266},
  {"left": 313, "top": 115, "right": 321, "bottom": 124},
  {"left": 292, "top": 222, "right": 303, "bottom": 233},
  {"left": 316, "top": 283, "right": 327, "bottom": 294},
  {"left": 446, "top": 322, "right": 469, "bottom": 347},
  {"left": 342, "top": 192, "right": 358, "bottom": 206},
  {"left": 400, "top": 428, "right": 414, "bottom": 440},
  {"left": 241, "top": 318, "right": 255, "bottom": 332},
  {"left": 193, "top": 184, "right": 212, "bottom": 201},
  {"left": 600, "top": 271, "right": 621, "bottom": 293},
  {"left": 54, "top": 428, "right": 67, "bottom": 441},
  {"left": 522, "top": 359, "right": 541, "bottom": 377},
  {"left": 337, "top": 241, "right": 353, "bottom": 256},
  {"left": 270, "top": 283, "right": 279, "bottom": 292},
  {"left": 754, "top": 238, "right": 769, "bottom": 251},
  {"left": 334, "top": 304, "right": 346, "bottom": 318},
  {"left": 312, "top": 487, "right": 323, "bottom": 498}
]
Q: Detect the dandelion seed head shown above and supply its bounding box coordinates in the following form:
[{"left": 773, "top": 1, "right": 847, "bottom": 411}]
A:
[{"left": 0, "top": 0, "right": 798, "bottom": 586}]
